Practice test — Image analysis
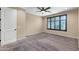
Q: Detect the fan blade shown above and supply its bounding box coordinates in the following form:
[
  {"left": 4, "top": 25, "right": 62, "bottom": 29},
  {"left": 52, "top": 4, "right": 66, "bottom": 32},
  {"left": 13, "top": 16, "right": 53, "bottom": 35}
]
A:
[
  {"left": 45, "top": 7, "right": 51, "bottom": 10},
  {"left": 37, "top": 7, "right": 42, "bottom": 10},
  {"left": 41, "top": 7, "right": 44, "bottom": 10}
]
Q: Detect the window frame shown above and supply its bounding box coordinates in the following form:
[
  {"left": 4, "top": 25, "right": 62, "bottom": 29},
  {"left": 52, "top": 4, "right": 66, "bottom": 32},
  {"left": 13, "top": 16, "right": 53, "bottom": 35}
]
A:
[
  {"left": 47, "top": 17, "right": 51, "bottom": 30},
  {"left": 47, "top": 14, "right": 67, "bottom": 31}
]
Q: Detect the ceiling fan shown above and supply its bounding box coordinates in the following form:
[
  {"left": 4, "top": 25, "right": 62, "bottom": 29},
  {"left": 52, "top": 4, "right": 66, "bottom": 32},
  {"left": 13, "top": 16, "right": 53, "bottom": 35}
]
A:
[{"left": 37, "top": 7, "right": 51, "bottom": 14}]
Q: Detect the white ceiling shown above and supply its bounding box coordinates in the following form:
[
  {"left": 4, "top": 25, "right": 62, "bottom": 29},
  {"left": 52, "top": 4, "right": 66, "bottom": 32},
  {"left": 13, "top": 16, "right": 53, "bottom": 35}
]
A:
[{"left": 22, "top": 7, "right": 76, "bottom": 16}]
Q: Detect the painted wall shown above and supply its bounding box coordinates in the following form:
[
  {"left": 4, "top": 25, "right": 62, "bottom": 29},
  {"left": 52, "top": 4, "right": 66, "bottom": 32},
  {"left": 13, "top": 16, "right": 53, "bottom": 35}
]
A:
[
  {"left": 78, "top": 8, "right": 79, "bottom": 48},
  {"left": 43, "top": 9, "right": 78, "bottom": 39},
  {"left": 17, "top": 8, "right": 43, "bottom": 39}
]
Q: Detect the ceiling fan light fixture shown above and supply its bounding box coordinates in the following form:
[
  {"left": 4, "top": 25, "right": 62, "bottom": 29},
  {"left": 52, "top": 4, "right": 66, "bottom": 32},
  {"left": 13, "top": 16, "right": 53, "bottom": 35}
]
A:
[
  {"left": 42, "top": 11, "right": 45, "bottom": 14},
  {"left": 42, "top": 11, "right": 45, "bottom": 13},
  {"left": 37, "top": 7, "right": 51, "bottom": 14}
]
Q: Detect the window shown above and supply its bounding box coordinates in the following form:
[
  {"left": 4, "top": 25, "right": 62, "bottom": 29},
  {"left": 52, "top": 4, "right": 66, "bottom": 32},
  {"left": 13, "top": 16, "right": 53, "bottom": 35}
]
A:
[
  {"left": 55, "top": 16, "right": 60, "bottom": 30},
  {"left": 47, "top": 15, "right": 67, "bottom": 31},
  {"left": 60, "top": 15, "right": 67, "bottom": 30},
  {"left": 47, "top": 18, "right": 51, "bottom": 29},
  {"left": 51, "top": 18, "right": 54, "bottom": 29}
]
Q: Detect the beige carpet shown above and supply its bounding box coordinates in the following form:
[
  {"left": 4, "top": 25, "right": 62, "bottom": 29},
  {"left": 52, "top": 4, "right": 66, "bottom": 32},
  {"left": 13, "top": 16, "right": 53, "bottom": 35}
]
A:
[{"left": 0, "top": 32, "right": 78, "bottom": 51}]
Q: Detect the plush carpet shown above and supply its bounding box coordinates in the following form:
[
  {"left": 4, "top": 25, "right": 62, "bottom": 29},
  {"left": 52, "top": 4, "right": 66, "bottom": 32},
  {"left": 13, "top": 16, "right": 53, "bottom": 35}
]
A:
[{"left": 0, "top": 32, "right": 78, "bottom": 51}]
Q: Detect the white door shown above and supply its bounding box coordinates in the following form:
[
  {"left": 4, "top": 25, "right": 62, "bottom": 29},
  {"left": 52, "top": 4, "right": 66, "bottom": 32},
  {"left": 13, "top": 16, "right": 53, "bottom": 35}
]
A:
[{"left": 1, "top": 8, "right": 17, "bottom": 45}]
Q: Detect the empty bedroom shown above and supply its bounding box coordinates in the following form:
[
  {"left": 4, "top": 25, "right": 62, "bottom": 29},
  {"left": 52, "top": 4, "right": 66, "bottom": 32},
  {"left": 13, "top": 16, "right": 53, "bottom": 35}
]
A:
[{"left": 0, "top": 7, "right": 79, "bottom": 51}]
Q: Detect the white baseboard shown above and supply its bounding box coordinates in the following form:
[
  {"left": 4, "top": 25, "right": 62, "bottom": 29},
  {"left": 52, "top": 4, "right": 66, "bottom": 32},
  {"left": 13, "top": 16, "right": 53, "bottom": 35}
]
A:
[{"left": 26, "top": 32, "right": 42, "bottom": 36}]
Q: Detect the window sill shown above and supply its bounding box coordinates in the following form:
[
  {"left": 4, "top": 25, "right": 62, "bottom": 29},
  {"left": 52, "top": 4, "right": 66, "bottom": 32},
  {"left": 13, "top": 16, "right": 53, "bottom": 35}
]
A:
[{"left": 47, "top": 28, "right": 67, "bottom": 32}]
